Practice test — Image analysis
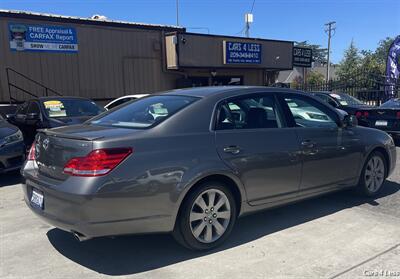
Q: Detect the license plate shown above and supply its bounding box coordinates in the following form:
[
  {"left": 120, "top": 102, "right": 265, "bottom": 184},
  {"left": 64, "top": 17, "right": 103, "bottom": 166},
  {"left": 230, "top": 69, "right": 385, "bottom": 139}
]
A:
[
  {"left": 375, "top": 120, "right": 388, "bottom": 126},
  {"left": 30, "top": 189, "right": 44, "bottom": 209}
]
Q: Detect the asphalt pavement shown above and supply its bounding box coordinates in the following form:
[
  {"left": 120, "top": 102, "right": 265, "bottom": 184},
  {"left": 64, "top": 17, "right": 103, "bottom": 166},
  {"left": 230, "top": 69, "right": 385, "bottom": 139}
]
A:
[{"left": 1, "top": 148, "right": 399, "bottom": 279}]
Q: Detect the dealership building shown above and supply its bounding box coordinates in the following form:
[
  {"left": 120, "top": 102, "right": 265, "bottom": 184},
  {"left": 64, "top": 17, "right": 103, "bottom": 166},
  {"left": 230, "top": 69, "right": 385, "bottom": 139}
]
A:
[{"left": 0, "top": 10, "right": 298, "bottom": 104}]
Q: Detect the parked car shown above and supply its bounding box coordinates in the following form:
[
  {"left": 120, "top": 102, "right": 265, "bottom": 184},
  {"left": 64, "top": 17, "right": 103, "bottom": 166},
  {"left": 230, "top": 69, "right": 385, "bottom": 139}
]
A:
[
  {"left": 22, "top": 87, "right": 396, "bottom": 250},
  {"left": 104, "top": 94, "right": 149, "bottom": 110},
  {"left": 7, "top": 97, "right": 105, "bottom": 146},
  {"left": 312, "top": 91, "right": 372, "bottom": 120},
  {"left": 0, "top": 114, "right": 25, "bottom": 173},
  {"left": 356, "top": 98, "right": 400, "bottom": 140}
]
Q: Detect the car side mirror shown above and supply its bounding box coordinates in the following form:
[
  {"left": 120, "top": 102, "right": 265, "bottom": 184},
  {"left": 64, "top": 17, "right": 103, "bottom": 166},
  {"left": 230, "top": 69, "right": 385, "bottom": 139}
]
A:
[
  {"left": 26, "top": 113, "right": 40, "bottom": 121},
  {"left": 343, "top": 114, "right": 358, "bottom": 128}
]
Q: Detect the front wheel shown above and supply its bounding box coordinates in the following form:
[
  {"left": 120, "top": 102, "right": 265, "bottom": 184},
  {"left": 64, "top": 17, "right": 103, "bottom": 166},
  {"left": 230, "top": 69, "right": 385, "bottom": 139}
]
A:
[
  {"left": 173, "top": 182, "right": 237, "bottom": 250},
  {"left": 357, "top": 151, "right": 387, "bottom": 197}
]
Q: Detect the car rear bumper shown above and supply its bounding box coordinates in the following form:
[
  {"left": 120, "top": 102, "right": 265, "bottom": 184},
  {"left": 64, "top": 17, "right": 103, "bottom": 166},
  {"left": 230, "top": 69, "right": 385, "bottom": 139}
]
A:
[
  {"left": 22, "top": 167, "right": 175, "bottom": 239},
  {"left": 0, "top": 141, "right": 25, "bottom": 173}
]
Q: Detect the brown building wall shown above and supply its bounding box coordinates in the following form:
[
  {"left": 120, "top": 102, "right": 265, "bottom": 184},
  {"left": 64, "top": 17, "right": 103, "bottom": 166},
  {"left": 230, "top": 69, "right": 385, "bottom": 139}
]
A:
[
  {"left": 0, "top": 12, "right": 294, "bottom": 103},
  {"left": 0, "top": 15, "right": 181, "bottom": 103}
]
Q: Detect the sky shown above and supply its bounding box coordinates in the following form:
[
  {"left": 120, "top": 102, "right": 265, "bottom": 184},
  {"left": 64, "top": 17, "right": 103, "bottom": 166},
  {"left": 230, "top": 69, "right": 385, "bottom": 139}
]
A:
[{"left": 1, "top": 0, "right": 399, "bottom": 63}]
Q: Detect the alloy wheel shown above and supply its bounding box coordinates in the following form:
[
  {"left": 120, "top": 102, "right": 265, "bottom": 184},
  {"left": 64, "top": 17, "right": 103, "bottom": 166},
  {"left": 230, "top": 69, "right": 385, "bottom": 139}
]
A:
[
  {"left": 189, "top": 189, "right": 231, "bottom": 243},
  {"left": 365, "top": 155, "right": 385, "bottom": 193}
]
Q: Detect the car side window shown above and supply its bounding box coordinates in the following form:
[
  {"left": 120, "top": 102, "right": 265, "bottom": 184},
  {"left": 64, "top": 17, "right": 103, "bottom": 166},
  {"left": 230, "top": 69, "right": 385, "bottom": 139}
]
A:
[
  {"left": 283, "top": 96, "right": 338, "bottom": 128},
  {"left": 316, "top": 94, "right": 338, "bottom": 107},
  {"left": 216, "top": 95, "right": 282, "bottom": 130},
  {"left": 27, "top": 102, "right": 40, "bottom": 114},
  {"left": 16, "top": 102, "right": 28, "bottom": 115}
]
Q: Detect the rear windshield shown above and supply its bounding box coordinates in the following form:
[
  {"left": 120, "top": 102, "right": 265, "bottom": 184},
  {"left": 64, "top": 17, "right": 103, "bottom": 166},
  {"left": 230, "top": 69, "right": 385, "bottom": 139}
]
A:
[
  {"left": 42, "top": 99, "right": 103, "bottom": 118},
  {"left": 90, "top": 95, "right": 198, "bottom": 129},
  {"left": 381, "top": 99, "right": 400, "bottom": 108}
]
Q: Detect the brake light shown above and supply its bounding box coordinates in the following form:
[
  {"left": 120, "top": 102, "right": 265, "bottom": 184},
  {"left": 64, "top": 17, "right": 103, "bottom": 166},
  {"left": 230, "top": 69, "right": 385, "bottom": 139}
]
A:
[
  {"left": 27, "top": 141, "right": 36, "bottom": 161},
  {"left": 355, "top": 111, "right": 369, "bottom": 118},
  {"left": 63, "top": 148, "right": 132, "bottom": 177},
  {"left": 396, "top": 111, "right": 400, "bottom": 119}
]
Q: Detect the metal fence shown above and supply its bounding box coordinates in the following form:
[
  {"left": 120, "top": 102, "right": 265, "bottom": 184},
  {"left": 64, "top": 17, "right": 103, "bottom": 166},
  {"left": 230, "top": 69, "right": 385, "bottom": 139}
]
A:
[{"left": 293, "top": 70, "right": 400, "bottom": 106}]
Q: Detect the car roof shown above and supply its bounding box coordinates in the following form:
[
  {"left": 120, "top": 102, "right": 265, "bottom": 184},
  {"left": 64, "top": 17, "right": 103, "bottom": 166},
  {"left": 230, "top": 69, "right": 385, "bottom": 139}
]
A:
[
  {"left": 37, "top": 96, "right": 93, "bottom": 101},
  {"left": 312, "top": 91, "right": 347, "bottom": 96},
  {"left": 160, "top": 86, "right": 305, "bottom": 98}
]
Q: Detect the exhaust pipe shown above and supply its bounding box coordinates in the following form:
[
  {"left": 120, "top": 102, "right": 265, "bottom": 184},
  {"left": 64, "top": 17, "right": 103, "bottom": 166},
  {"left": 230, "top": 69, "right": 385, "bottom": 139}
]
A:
[{"left": 72, "top": 231, "right": 91, "bottom": 242}]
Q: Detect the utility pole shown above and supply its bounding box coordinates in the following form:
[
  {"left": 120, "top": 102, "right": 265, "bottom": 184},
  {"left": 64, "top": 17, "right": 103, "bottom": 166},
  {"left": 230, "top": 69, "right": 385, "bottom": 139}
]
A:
[
  {"left": 244, "top": 13, "right": 253, "bottom": 38},
  {"left": 324, "top": 21, "right": 336, "bottom": 81},
  {"left": 176, "top": 0, "right": 179, "bottom": 26}
]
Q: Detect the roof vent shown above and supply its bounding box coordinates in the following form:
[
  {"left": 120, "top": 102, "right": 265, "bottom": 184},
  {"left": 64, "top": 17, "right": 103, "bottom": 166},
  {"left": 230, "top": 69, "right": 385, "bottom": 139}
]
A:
[{"left": 91, "top": 14, "right": 108, "bottom": 20}]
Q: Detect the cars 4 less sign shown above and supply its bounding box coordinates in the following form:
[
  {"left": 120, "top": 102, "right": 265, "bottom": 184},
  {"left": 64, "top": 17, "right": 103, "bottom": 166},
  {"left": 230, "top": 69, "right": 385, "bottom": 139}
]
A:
[
  {"left": 9, "top": 23, "right": 78, "bottom": 53},
  {"left": 223, "top": 41, "right": 262, "bottom": 64}
]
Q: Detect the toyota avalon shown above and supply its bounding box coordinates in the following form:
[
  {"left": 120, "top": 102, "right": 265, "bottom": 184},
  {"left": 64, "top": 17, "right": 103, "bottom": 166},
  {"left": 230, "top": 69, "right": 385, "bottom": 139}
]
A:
[{"left": 21, "top": 87, "right": 396, "bottom": 250}]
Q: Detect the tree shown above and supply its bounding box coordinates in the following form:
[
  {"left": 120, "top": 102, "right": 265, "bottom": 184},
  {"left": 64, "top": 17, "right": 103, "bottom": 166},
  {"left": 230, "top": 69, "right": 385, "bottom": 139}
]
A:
[
  {"left": 307, "top": 71, "right": 325, "bottom": 86},
  {"left": 360, "top": 50, "right": 383, "bottom": 76},
  {"left": 295, "top": 41, "right": 328, "bottom": 64},
  {"left": 359, "top": 37, "right": 395, "bottom": 76},
  {"left": 291, "top": 75, "right": 303, "bottom": 89},
  {"left": 336, "top": 40, "right": 362, "bottom": 80},
  {"left": 374, "top": 37, "right": 395, "bottom": 66}
]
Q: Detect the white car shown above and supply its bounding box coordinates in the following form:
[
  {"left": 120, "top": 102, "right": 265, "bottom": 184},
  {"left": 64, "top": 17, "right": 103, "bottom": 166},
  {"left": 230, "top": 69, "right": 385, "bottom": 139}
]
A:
[{"left": 104, "top": 94, "right": 148, "bottom": 110}]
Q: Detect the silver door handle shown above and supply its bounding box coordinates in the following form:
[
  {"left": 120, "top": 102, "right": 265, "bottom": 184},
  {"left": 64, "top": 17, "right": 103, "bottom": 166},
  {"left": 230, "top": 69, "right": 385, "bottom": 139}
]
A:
[{"left": 223, "top": 146, "right": 241, "bottom": 155}]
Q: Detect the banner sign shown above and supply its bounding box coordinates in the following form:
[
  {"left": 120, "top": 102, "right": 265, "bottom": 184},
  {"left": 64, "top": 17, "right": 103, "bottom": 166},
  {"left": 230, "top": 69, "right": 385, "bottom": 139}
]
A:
[
  {"left": 385, "top": 36, "right": 400, "bottom": 100},
  {"left": 9, "top": 23, "right": 78, "bottom": 53},
  {"left": 293, "top": 47, "right": 312, "bottom": 67},
  {"left": 223, "top": 41, "right": 261, "bottom": 64}
]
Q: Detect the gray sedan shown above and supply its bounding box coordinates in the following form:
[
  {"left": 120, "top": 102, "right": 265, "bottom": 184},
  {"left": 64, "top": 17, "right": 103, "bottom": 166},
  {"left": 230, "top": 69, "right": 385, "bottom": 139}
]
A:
[{"left": 21, "top": 87, "right": 397, "bottom": 250}]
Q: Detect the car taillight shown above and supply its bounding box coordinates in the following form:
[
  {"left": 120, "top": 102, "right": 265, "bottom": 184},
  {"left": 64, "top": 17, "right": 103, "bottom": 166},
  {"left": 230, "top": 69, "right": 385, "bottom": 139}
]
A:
[
  {"left": 27, "top": 141, "right": 36, "bottom": 161},
  {"left": 355, "top": 111, "right": 369, "bottom": 118},
  {"left": 63, "top": 148, "right": 132, "bottom": 177},
  {"left": 396, "top": 111, "right": 400, "bottom": 119}
]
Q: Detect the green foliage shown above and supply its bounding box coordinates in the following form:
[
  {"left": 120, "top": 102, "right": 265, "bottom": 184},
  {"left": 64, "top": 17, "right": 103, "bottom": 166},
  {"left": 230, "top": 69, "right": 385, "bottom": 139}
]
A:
[
  {"left": 291, "top": 75, "right": 303, "bottom": 89},
  {"left": 337, "top": 37, "right": 395, "bottom": 80},
  {"left": 295, "top": 41, "right": 328, "bottom": 63},
  {"left": 307, "top": 71, "right": 325, "bottom": 86},
  {"left": 336, "top": 40, "right": 361, "bottom": 80}
]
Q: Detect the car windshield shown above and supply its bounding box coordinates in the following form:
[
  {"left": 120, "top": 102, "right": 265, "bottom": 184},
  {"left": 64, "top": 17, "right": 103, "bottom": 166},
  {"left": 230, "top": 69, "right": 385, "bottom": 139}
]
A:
[
  {"left": 328, "top": 93, "right": 363, "bottom": 106},
  {"left": 42, "top": 98, "right": 103, "bottom": 118},
  {"left": 91, "top": 95, "right": 198, "bottom": 129},
  {"left": 380, "top": 99, "right": 400, "bottom": 108}
]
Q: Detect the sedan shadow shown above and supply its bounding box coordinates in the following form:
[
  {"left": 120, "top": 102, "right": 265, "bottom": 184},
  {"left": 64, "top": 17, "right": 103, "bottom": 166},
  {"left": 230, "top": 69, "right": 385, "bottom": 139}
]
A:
[
  {"left": 47, "top": 181, "right": 400, "bottom": 276},
  {"left": 0, "top": 171, "right": 22, "bottom": 187}
]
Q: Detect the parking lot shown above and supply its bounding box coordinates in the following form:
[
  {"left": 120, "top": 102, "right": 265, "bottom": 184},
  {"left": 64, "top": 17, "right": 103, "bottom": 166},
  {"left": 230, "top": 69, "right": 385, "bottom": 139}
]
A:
[{"left": 0, "top": 147, "right": 398, "bottom": 279}]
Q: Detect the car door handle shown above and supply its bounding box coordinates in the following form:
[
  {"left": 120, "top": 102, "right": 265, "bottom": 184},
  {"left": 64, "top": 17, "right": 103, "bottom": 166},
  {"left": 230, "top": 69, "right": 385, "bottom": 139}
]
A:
[
  {"left": 223, "top": 146, "right": 241, "bottom": 155},
  {"left": 301, "top": 140, "right": 316, "bottom": 149}
]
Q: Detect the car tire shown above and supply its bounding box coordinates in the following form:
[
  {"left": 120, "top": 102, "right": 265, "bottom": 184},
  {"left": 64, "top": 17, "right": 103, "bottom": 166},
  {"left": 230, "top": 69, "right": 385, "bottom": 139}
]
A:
[
  {"left": 357, "top": 151, "right": 387, "bottom": 197},
  {"left": 173, "top": 181, "right": 237, "bottom": 250}
]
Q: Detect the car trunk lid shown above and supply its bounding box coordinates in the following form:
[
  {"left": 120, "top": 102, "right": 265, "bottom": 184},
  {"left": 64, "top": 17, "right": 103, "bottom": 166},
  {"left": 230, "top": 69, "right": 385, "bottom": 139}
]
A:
[{"left": 34, "top": 125, "right": 138, "bottom": 180}]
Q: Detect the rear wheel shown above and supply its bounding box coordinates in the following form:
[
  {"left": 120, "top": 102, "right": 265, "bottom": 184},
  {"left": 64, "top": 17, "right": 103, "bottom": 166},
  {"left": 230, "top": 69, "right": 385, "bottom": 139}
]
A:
[
  {"left": 357, "top": 151, "right": 387, "bottom": 197},
  {"left": 173, "top": 182, "right": 237, "bottom": 250}
]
